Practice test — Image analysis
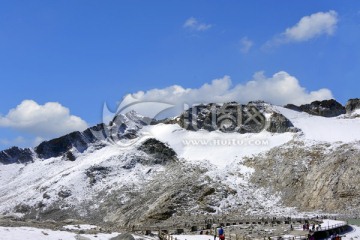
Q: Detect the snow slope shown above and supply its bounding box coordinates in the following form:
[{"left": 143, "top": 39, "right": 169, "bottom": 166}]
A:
[
  {"left": 143, "top": 124, "right": 294, "bottom": 168},
  {"left": 0, "top": 142, "right": 165, "bottom": 216},
  {"left": 275, "top": 106, "right": 360, "bottom": 143}
]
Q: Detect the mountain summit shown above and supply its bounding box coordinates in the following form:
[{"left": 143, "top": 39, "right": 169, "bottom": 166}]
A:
[{"left": 0, "top": 99, "right": 359, "bottom": 226}]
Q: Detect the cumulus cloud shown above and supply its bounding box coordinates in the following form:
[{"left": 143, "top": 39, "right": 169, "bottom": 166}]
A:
[
  {"left": 239, "top": 37, "right": 254, "bottom": 53},
  {"left": 285, "top": 10, "right": 338, "bottom": 41},
  {"left": 183, "top": 17, "right": 212, "bottom": 31},
  {"left": 115, "top": 71, "right": 333, "bottom": 119},
  {"left": 0, "top": 100, "right": 88, "bottom": 138},
  {"left": 266, "top": 10, "right": 338, "bottom": 47}
]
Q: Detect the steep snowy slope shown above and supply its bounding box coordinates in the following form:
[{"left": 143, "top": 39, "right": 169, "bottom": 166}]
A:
[{"left": 0, "top": 142, "right": 167, "bottom": 218}]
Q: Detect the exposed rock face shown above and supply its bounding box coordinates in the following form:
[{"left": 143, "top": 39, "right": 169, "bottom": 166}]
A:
[
  {"left": 267, "top": 112, "right": 299, "bottom": 133},
  {"left": 178, "top": 102, "right": 267, "bottom": 133},
  {"left": 245, "top": 141, "right": 360, "bottom": 215},
  {"left": 283, "top": 104, "right": 301, "bottom": 112},
  {"left": 101, "top": 162, "right": 226, "bottom": 225},
  {"left": 284, "top": 99, "right": 346, "bottom": 117},
  {"left": 109, "top": 111, "right": 152, "bottom": 140},
  {"left": 345, "top": 98, "right": 360, "bottom": 114},
  {"left": 86, "top": 166, "right": 111, "bottom": 186},
  {"left": 35, "top": 124, "right": 107, "bottom": 159},
  {"left": 30, "top": 111, "right": 152, "bottom": 161},
  {"left": 176, "top": 102, "right": 298, "bottom": 134},
  {"left": 137, "top": 138, "right": 177, "bottom": 164},
  {"left": 0, "top": 147, "right": 33, "bottom": 164}
]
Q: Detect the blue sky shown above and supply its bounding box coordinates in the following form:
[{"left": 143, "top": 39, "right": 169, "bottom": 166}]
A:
[{"left": 1, "top": 0, "right": 360, "bottom": 149}]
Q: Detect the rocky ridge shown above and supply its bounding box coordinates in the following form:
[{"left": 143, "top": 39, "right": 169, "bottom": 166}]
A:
[{"left": 284, "top": 99, "right": 346, "bottom": 117}]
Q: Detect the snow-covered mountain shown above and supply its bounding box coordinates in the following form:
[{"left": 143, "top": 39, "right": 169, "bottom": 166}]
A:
[{"left": 0, "top": 99, "right": 359, "bottom": 227}]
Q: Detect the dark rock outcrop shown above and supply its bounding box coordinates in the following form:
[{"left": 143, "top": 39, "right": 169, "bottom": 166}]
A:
[
  {"left": 0, "top": 147, "right": 33, "bottom": 164},
  {"left": 35, "top": 131, "right": 88, "bottom": 159},
  {"left": 109, "top": 111, "right": 152, "bottom": 140},
  {"left": 58, "top": 189, "right": 72, "bottom": 198},
  {"left": 345, "top": 98, "right": 360, "bottom": 114},
  {"left": 86, "top": 166, "right": 111, "bottom": 186},
  {"left": 284, "top": 99, "right": 345, "bottom": 117},
  {"left": 1, "top": 111, "right": 153, "bottom": 164},
  {"left": 137, "top": 138, "right": 177, "bottom": 164},
  {"left": 267, "top": 112, "right": 299, "bottom": 133},
  {"left": 283, "top": 104, "right": 301, "bottom": 112},
  {"left": 34, "top": 111, "right": 152, "bottom": 160},
  {"left": 35, "top": 124, "right": 107, "bottom": 159},
  {"left": 178, "top": 102, "right": 267, "bottom": 133}
]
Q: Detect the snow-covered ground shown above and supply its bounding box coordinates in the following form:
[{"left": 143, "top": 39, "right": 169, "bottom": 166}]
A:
[
  {"left": 172, "top": 235, "right": 218, "bottom": 240},
  {"left": 320, "top": 219, "right": 347, "bottom": 229},
  {"left": 1, "top": 223, "right": 359, "bottom": 240},
  {"left": 0, "top": 226, "right": 160, "bottom": 240},
  {"left": 343, "top": 225, "right": 360, "bottom": 239},
  {"left": 144, "top": 124, "right": 294, "bottom": 168},
  {"left": 63, "top": 224, "right": 98, "bottom": 230},
  {"left": 0, "top": 226, "right": 120, "bottom": 240},
  {"left": 275, "top": 106, "right": 360, "bottom": 143}
]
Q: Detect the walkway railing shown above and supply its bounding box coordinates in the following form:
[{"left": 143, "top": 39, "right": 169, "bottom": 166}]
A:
[{"left": 144, "top": 218, "right": 347, "bottom": 240}]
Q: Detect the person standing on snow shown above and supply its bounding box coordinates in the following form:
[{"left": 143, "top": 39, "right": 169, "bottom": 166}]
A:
[{"left": 218, "top": 226, "right": 225, "bottom": 240}]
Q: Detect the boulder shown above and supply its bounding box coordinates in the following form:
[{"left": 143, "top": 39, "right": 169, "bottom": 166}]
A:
[
  {"left": 75, "top": 235, "right": 91, "bottom": 240},
  {"left": 137, "top": 138, "right": 177, "bottom": 164},
  {"left": 345, "top": 98, "right": 360, "bottom": 114},
  {"left": 109, "top": 233, "right": 135, "bottom": 240},
  {"left": 266, "top": 112, "right": 299, "bottom": 133}
]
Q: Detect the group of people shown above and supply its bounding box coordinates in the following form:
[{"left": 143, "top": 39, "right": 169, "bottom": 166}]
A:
[
  {"left": 303, "top": 223, "right": 321, "bottom": 231},
  {"left": 330, "top": 233, "right": 342, "bottom": 240}
]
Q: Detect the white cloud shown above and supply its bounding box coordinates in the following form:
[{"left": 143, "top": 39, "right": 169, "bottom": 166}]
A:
[
  {"left": 117, "top": 71, "right": 333, "bottom": 119},
  {"left": 240, "top": 37, "right": 254, "bottom": 53},
  {"left": 285, "top": 10, "right": 338, "bottom": 41},
  {"left": 266, "top": 10, "right": 338, "bottom": 47},
  {"left": 183, "top": 17, "right": 212, "bottom": 31},
  {"left": 0, "top": 100, "right": 88, "bottom": 138}
]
